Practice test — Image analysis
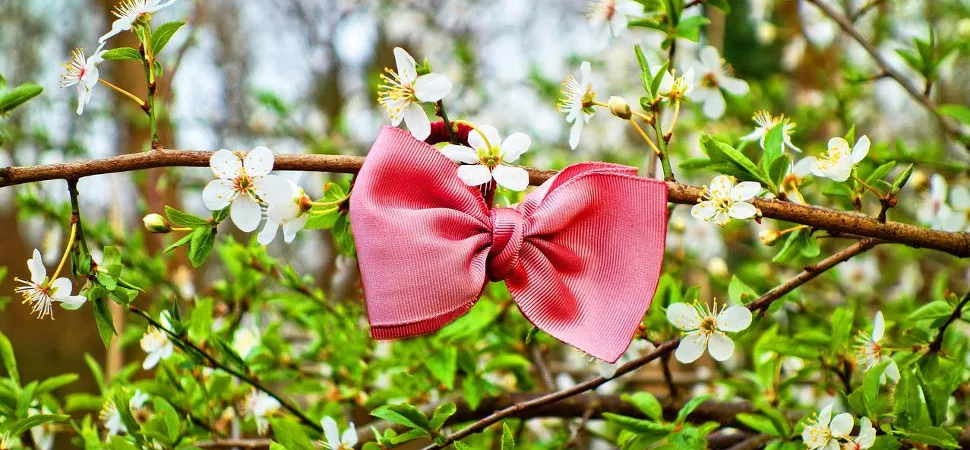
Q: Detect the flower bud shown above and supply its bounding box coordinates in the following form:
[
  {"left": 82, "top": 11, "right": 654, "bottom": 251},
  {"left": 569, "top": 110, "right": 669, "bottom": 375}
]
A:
[
  {"left": 759, "top": 229, "right": 781, "bottom": 246},
  {"left": 608, "top": 96, "right": 632, "bottom": 120},
  {"left": 909, "top": 170, "right": 928, "bottom": 192},
  {"left": 143, "top": 213, "right": 171, "bottom": 234}
]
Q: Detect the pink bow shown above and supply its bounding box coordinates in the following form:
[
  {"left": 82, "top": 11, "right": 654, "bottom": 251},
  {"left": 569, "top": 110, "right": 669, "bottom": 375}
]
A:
[{"left": 350, "top": 125, "right": 668, "bottom": 362}]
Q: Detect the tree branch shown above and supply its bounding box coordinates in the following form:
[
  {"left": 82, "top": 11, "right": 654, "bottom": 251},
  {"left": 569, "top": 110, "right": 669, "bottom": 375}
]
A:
[
  {"left": 3, "top": 150, "right": 968, "bottom": 256},
  {"left": 425, "top": 239, "right": 876, "bottom": 449},
  {"left": 928, "top": 289, "right": 970, "bottom": 353},
  {"left": 804, "top": 0, "right": 966, "bottom": 147}
]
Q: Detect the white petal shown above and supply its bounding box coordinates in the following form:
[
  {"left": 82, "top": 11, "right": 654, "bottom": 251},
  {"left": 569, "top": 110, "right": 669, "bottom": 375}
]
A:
[
  {"left": 202, "top": 179, "right": 236, "bottom": 211},
  {"left": 951, "top": 186, "right": 970, "bottom": 209},
  {"left": 707, "top": 332, "right": 735, "bottom": 361},
  {"left": 413, "top": 73, "right": 452, "bottom": 102},
  {"left": 883, "top": 360, "right": 900, "bottom": 384},
  {"left": 828, "top": 137, "right": 850, "bottom": 154},
  {"left": 818, "top": 404, "right": 833, "bottom": 425},
  {"left": 468, "top": 125, "right": 502, "bottom": 152},
  {"left": 403, "top": 103, "right": 431, "bottom": 141},
  {"left": 143, "top": 352, "right": 161, "bottom": 370},
  {"left": 579, "top": 61, "right": 591, "bottom": 85},
  {"left": 98, "top": 18, "right": 134, "bottom": 44},
  {"left": 210, "top": 149, "right": 242, "bottom": 179},
  {"left": 321, "top": 417, "right": 341, "bottom": 448},
  {"left": 822, "top": 441, "right": 840, "bottom": 450},
  {"left": 666, "top": 302, "right": 702, "bottom": 330},
  {"left": 440, "top": 145, "right": 479, "bottom": 164},
  {"left": 393, "top": 47, "right": 417, "bottom": 84},
  {"left": 658, "top": 72, "right": 674, "bottom": 95},
  {"left": 243, "top": 146, "right": 274, "bottom": 177},
  {"left": 851, "top": 135, "right": 870, "bottom": 163},
  {"left": 28, "top": 249, "right": 46, "bottom": 285},
  {"left": 699, "top": 46, "right": 721, "bottom": 71},
  {"left": 717, "top": 306, "right": 752, "bottom": 332},
  {"left": 857, "top": 417, "right": 876, "bottom": 447},
  {"left": 282, "top": 215, "right": 307, "bottom": 243},
  {"left": 259, "top": 176, "right": 296, "bottom": 208},
  {"left": 230, "top": 194, "right": 262, "bottom": 232},
  {"left": 741, "top": 129, "right": 764, "bottom": 142},
  {"left": 728, "top": 202, "right": 757, "bottom": 219},
  {"left": 59, "top": 295, "right": 87, "bottom": 310},
  {"left": 568, "top": 120, "right": 584, "bottom": 150},
  {"left": 829, "top": 412, "right": 853, "bottom": 437},
  {"left": 731, "top": 181, "right": 762, "bottom": 201},
  {"left": 702, "top": 91, "right": 726, "bottom": 119},
  {"left": 827, "top": 158, "right": 853, "bottom": 182},
  {"left": 690, "top": 201, "right": 717, "bottom": 220},
  {"left": 719, "top": 76, "right": 749, "bottom": 96},
  {"left": 492, "top": 165, "right": 529, "bottom": 191},
  {"left": 257, "top": 220, "right": 281, "bottom": 246},
  {"left": 793, "top": 157, "right": 815, "bottom": 177},
  {"left": 675, "top": 331, "right": 707, "bottom": 363},
  {"left": 342, "top": 424, "right": 358, "bottom": 447},
  {"left": 500, "top": 133, "right": 531, "bottom": 163},
  {"left": 49, "top": 278, "right": 73, "bottom": 299},
  {"left": 456, "top": 165, "right": 493, "bottom": 187},
  {"left": 871, "top": 311, "right": 885, "bottom": 342}
]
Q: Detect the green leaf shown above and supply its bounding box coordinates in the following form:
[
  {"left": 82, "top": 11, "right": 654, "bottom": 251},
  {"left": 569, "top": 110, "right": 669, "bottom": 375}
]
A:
[
  {"left": 96, "top": 246, "right": 124, "bottom": 291},
  {"left": 907, "top": 300, "right": 952, "bottom": 322},
  {"left": 188, "top": 297, "right": 213, "bottom": 343},
  {"left": 675, "top": 16, "right": 709, "bottom": 41},
  {"left": 371, "top": 403, "right": 430, "bottom": 432},
  {"left": 622, "top": 392, "right": 663, "bottom": 421},
  {"left": 163, "top": 232, "right": 193, "bottom": 253},
  {"left": 634, "top": 44, "right": 653, "bottom": 94},
  {"left": 429, "top": 402, "right": 456, "bottom": 431},
  {"left": 3, "top": 414, "right": 69, "bottom": 437},
  {"left": 905, "top": 426, "right": 960, "bottom": 449},
  {"left": 153, "top": 397, "right": 180, "bottom": 442},
  {"left": 501, "top": 422, "right": 515, "bottom": 450},
  {"left": 675, "top": 394, "right": 713, "bottom": 425},
  {"left": 453, "top": 442, "right": 474, "bottom": 450},
  {"left": 865, "top": 161, "right": 896, "bottom": 185},
  {"left": 36, "top": 373, "right": 78, "bottom": 395},
  {"left": 165, "top": 206, "right": 210, "bottom": 228},
  {"left": 92, "top": 297, "right": 117, "bottom": 348},
  {"left": 0, "top": 330, "right": 19, "bottom": 386},
  {"left": 939, "top": 104, "right": 970, "bottom": 124},
  {"left": 603, "top": 413, "right": 672, "bottom": 435},
  {"left": 268, "top": 418, "right": 315, "bottom": 450},
  {"left": 701, "top": 136, "right": 775, "bottom": 191},
  {"left": 728, "top": 276, "right": 759, "bottom": 305},
  {"left": 735, "top": 413, "right": 781, "bottom": 436},
  {"left": 101, "top": 47, "right": 142, "bottom": 61},
  {"left": 389, "top": 428, "right": 431, "bottom": 444},
  {"left": 893, "top": 369, "right": 922, "bottom": 428},
  {"left": 150, "top": 21, "right": 186, "bottom": 55},
  {"left": 870, "top": 435, "right": 901, "bottom": 450},
  {"left": 188, "top": 227, "right": 217, "bottom": 268},
  {"left": 424, "top": 346, "right": 457, "bottom": 389},
  {"left": 305, "top": 206, "right": 340, "bottom": 230},
  {"left": 0, "top": 83, "right": 43, "bottom": 114}
]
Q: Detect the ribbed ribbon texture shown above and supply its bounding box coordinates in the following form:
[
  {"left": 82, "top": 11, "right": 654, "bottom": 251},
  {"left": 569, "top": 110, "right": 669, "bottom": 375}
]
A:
[{"left": 350, "top": 125, "right": 668, "bottom": 362}]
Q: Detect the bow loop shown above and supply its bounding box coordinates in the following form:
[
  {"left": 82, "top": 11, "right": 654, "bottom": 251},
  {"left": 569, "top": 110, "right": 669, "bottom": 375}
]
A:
[{"left": 487, "top": 208, "right": 525, "bottom": 282}]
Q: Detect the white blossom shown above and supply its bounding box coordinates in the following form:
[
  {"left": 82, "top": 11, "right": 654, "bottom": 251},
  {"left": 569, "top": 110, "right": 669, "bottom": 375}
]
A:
[
  {"left": 854, "top": 311, "right": 900, "bottom": 384},
  {"left": 657, "top": 68, "right": 694, "bottom": 102},
  {"left": 845, "top": 417, "right": 876, "bottom": 450},
  {"left": 586, "top": 0, "right": 641, "bottom": 39},
  {"left": 684, "top": 46, "right": 749, "bottom": 119},
  {"left": 258, "top": 178, "right": 310, "bottom": 245},
  {"left": 244, "top": 389, "right": 281, "bottom": 435},
  {"left": 690, "top": 175, "right": 762, "bottom": 226},
  {"left": 440, "top": 125, "right": 531, "bottom": 191},
  {"left": 667, "top": 301, "right": 752, "bottom": 363},
  {"left": 99, "top": 0, "right": 180, "bottom": 44},
  {"left": 742, "top": 110, "right": 801, "bottom": 153},
  {"left": 557, "top": 61, "right": 595, "bottom": 150},
  {"left": 140, "top": 313, "right": 174, "bottom": 370},
  {"left": 801, "top": 404, "right": 853, "bottom": 450},
  {"left": 837, "top": 255, "right": 880, "bottom": 295},
  {"left": 28, "top": 408, "right": 55, "bottom": 450},
  {"left": 100, "top": 390, "right": 149, "bottom": 437},
  {"left": 60, "top": 48, "right": 106, "bottom": 115},
  {"left": 202, "top": 147, "right": 283, "bottom": 232},
  {"left": 793, "top": 136, "right": 870, "bottom": 182},
  {"left": 233, "top": 322, "right": 261, "bottom": 359},
  {"left": 14, "top": 249, "right": 86, "bottom": 320},
  {"left": 321, "top": 416, "right": 358, "bottom": 449},
  {"left": 377, "top": 47, "right": 452, "bottom": 140},
  {"left": 917, "top": 174, "right": 967, "bottom": 231}
]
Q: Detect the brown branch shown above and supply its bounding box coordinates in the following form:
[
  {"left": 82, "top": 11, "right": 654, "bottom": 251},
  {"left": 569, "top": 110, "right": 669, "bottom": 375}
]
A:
[
  {"left": 425, "top": 239, "right": 876, "bottom": 448},
  {"left": 564, "top": 407, "right": 596, "bottom": 449},
  {"left": 804, "top": 0, "right": 966, "bottom": 146},
  {"left": 196, "top": 439, "right": 271, "bottom": 449},
  {"left": 3, "top": 150, "right": 968, "bottom": 256},
  {"left": 928, "top": 289, "right": 970, "bottom": 353}
]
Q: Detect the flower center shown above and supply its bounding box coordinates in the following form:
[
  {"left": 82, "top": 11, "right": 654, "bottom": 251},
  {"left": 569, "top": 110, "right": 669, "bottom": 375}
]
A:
[
  {"left": 378, "top": 68, "right": 416, "bottom": 118},
  {"left": 699, "top": 317, "right": 717, "bottom": 333},
  {"left": 702, "top": 73, "right": 718, "bottom": 88},
  {"left": 234, "top": 174, "right": 254, "bottom": 193}
]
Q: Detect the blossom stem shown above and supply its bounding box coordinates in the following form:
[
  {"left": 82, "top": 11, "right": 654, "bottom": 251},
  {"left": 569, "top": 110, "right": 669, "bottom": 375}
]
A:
[
  {"left": 138, "top": 24, "right": 160, "bottom": 149},
  {"left": 171, "top": 227, "right": 192, "bottom": 232},
  {"left": 97, "top": 79, "right": 146, "bottom": 107},
  {"left": 664, "top": 100, "right": 682, "bottom": 137},
  {"left": 453, "top": 120, "right": 492, "bottom": 151},
  {"left": 51, "top": 221, "right": 77, "bottom": 281},
  {"left": 629, "top": 119, "right": 662, "bottom": 156},
  {"left": 309, "top": 192, "right": 352, "bottom": 207},
  {"left": 435, "top": 100, "right": 458, "bottom": 145},
  {"left": 650, "top": 115, "right": 676, "bottom": 182},
  {"left": 852, "top": 174, "right": 882, "bottom": 197}
]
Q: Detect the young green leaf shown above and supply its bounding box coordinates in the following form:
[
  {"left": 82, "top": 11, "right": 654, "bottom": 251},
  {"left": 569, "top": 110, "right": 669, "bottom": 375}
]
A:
[
  {"left": 429, "top": 402, "right": 457, "bottom": 431},
  {"left": 0, "top": 330, "right": 19, "bottom": 386},
  {"left": 501, "top": 422, "right": 515, "bottom": 450},
  {"left": 188, "top": 227, "right": 217, "bottom": 268},
  {"left": 151, "top": 22, "right": 186, "bottom": 55},
  {"left": 165, "top": 206, "right": 210, "bottom": 228},
  {"left": 92, "top": 296, "right": 117, "bottom": 348},
  {"left": 101, "top": 47, "right": 142, "bottom": 61},
  {"left": 0, "top": 83, "right": 43, "bottom": 114},
  {"left": 621, "top": 392, "right": 664, "bottom": 421}
]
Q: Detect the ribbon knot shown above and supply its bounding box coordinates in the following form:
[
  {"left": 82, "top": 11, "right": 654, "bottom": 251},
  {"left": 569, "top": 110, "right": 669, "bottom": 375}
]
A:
[
  {"left": 350, "top": 125, "right": 669, "bottom": 362},
  {"left": 487, "top": 208, "right": 525, "bottom": 282}
]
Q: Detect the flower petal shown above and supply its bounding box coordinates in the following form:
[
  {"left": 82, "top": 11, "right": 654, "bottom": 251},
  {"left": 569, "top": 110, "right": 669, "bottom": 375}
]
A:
[
  {"left": 143, "top": 352, "right": 161, "bottom": 370},
  {"left": 731, "top": 181, "right": 762, "bottom": 201},
  {"left": 342, "top": 423, "right": 358, "bottom": 447},
  {"left": 393, "top": 47, "right": 417, "bottom": 84},
  {"left": 98, "top": 18, "right": 134, "bottom": 44},
  {"left": 666, "top": 302, "right": 702, "bottom": 330},
  {"left": 258, "top": 176, "right": 295, "bottom": 207},
  {"left": 728, "top": 201, "right": 757, "bottom": 219},
  {"left": 707, "top": 331, "right": 735, "bottom": 361},
  {"left": 500, "top": 132, "right": 531, "bottom": 163},
  {"left": 202, "top": 179, "right": 236, "bottom": 211},
  {"left": 674, "top": 331, "right": 707, "bottom": 364},
  {"left": 719, "top": 76, "right": 750, "bottom": 96},
  {"left": 28, "top": 249, "right": 46, "bottom": 285},
  {"left": 257, "top": 220, "right": 281, "bottom": 246},
  {"left": 951, "top": 186, "right": 970, "bottom": 209},
  {"left": 403, "top": 103, "right": 431, "bottom": 141},
  {"left": 321, "top": 416, "right": 341, "bottom": 448},
  {"left": 690, "top": 201, "right": 717, "bottom": 220},
  {"left": 59, "top": 295, "right": 87, "bottom": 310},
  {"left": 569, "top": 119, "right": 584, "bottom": 150},
  {"left": 702, "top": 91, "right": 726, "bottom": 119},
  {"left": 414, "top": 73, "right": 453, "bottom": 102},
  {"left": 492, "top": 165, "right": 529, "bottom": 191},
  {"left": 230, "top": 194, "right": 262, "bottom": 232},
  {"left": 440, "top": 145, "right": 479, "bottom": 164},
  {"left": 472, "top": 125, "right": 502, "bottom": 152},
  {"left": 792, "top": 157, "right": 815, "bottom": 177},
  {"left": 872, "top": 311, "right": 885, "bottom": 342},
  {"left": 579, "top": 61, "right": 591, "bottom": 84},
  {"left": 243, "top": 146, "right": 275, "bottom": 177},
  {"left": 50, "top": 278, "right": 73, "bottom": 299},
  {"left": 717, "top": 306, "right": 752, "bottom": 332},
  {"left": 857, "top": 417, "right": 876, "bottom": 447},
  {"left": 282, "top": 215, "right": 307, "bottom": 243},
  {"left": 456, "top": 164, "right": 492, "bottom": 187},
  {"left": 828, "top": 137, "right": 850, "bottom": 154},
  {"left": 851, "top": 135, "right": 870, "bottom": 163},
  {"left": 210, "top": 149, "right": 242, "bottom": 179},
  {"left": 827, "top": 158, "right": 853, "bottom": 182},
  {"left": 829, "top": 412, "right": 853, "bottom": 437},
  {"left": 699, "top": 45, "right": 721, "bottom": 71}
]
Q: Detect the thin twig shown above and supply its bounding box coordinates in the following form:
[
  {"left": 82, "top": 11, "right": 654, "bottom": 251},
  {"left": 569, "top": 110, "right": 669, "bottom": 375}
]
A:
[
  {"left": 128, "top": 306, "right": 323, "bottom": 434},
  {"left": 928, "top": 290, "right": 970, "bottom": 353},
  {"left": 3, "top": 150, "right": 968, "bottom": 256},
  {"left": 564, "top": 407, "right": 596, "bottom": 449},
  {"left": 424, "top": 240, "right": 877, "bottom": 448},
  {"left": 530, "top": 345, "right": 555, "bottom": 391},
  {"left": 804, "top": 0, "right": 966, "bottom": 147}
]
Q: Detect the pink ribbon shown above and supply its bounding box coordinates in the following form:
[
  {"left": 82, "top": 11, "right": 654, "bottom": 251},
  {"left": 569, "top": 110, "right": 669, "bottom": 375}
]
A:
[{"left": 350, "top": 125, "right": 668, "bottom": 362}]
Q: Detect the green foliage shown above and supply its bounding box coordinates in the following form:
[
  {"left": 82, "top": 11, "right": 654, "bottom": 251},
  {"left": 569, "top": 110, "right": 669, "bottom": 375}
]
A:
[
  {"left": 102, "top": 47, "right": 142, "bottom": 61},
  {"left": 0, "top": 82, "right": 42, "bottom": 115}
]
